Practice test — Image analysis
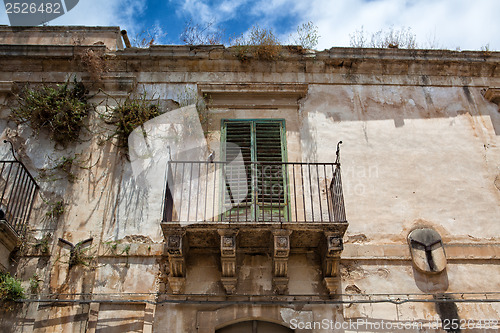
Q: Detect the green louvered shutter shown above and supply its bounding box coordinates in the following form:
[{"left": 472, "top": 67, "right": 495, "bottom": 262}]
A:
[
  {"left": 222, "top": 120, "right": 288, "bottom": 222},
  {"left": 223, "top": 121, "right": 253, "bottom": 221}
]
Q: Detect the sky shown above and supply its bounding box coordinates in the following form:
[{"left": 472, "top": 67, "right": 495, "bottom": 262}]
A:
[{"left": 1, "top": 0, "right": 499, "bottom": 51}]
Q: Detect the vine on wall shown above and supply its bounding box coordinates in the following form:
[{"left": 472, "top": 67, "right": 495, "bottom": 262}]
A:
[{"left": 98, "top": 92, "right": 161, "bottom": 155}]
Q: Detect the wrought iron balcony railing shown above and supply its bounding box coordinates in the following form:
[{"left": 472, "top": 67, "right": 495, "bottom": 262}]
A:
[
  {"left": 0, "top": 141, "right": 39, "bottom": 236},
  {"left": 162, "top": 160, "right": 346, "bottom": 224}
]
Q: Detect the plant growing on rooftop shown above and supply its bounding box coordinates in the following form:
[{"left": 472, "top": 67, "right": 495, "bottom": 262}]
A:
[
  {"left": 349, "top": 26, "right": 418, "bottom": 49},
  {"left": 11, "top": 77, "right": 90, "bottom": 146},
  {"left": 349, "top": 26, "right": 368, "bottom": 48},
  {"left": 481, "top": 43, "right": 492, "bottom": 57},
  {"left": 180, "top": 19, "right": 225, "bottom": 45},
  {"left": 290, "top": 21, "right": 319, "bottom": 50},
  {"left": 232, "top": 25, "right": 283, "bottom": 61},
  {"left": 132, "top": 25, "right": 167, "bottom": 47}
]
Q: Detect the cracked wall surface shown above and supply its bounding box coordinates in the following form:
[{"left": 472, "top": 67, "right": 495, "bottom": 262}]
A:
[{"left": 0, "top": 26, "right": 499, "bottom": 332}]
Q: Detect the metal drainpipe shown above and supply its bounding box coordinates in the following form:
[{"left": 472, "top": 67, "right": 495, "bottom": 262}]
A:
[{"left": 121, "top": 30, "right": 132, "bottom": 48}]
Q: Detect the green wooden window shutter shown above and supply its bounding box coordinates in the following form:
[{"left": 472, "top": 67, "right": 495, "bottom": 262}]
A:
[
  {"left": 222, "top": 120, "right": 288, "bottom": 222},
  {"left": 224, "top": 121, "right": 252, "bottom": 209}
]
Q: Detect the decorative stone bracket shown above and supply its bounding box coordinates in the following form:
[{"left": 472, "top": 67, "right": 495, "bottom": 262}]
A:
[
  {"left": 219, "top": 229, "right": 238, "bottom": 294},
  {"left": 321, "top": 232, "right": 343, "bottom": 296},
  {"left": 165, "top": 231, "right": 186, "bottom": 294},
  {"left": 0, "top": 219, "right": 20, "bottom": 271},
  {"left": 483, "top": 88, "right": 500, "bottom": 110},
  {"left": 161, "top": 225, "right": 348, "bottom": 296},
  {"left": 272, "top": 229, "right": 292, "bottom": 294},
  {"left": 0, "top": 81, "right": 13, "bottom": 105},
  {"left": 0, "top": 81, "right": 13, "bottom": 94}
]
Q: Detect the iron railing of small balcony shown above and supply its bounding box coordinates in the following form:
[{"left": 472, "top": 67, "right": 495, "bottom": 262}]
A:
[
  {"left": 162, "top": 160, "right": 346, "bottom": 224},
  {"left": 0, "top": 141, "right": 39, "bottom": 236}
]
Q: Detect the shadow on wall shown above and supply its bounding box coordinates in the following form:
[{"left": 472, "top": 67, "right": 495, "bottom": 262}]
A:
[
  {"left": 434, "top": 294, "right": 462, "bottom": 333},
  {"left": 408, "top": 226, "right": 462, "bottom": 332},
  {"left": 299, "top": 113, "right": 318, "bottom": 162},
  {"left": 412, "top": 266, "right": 449, "bottom": 293},
  {"left": 303, "top": 84, "right": 500, "bottom": 136},
  {"left": 33, "top": 305, "right": 89, "bottom": 331},
  {"left": 413, "top": 266, "right": 462, "bottom": 332}
]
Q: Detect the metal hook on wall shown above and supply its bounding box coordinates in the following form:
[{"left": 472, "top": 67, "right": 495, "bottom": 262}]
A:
[
  {"left": 3, "top": 140, "right": 20, "bottom": 162},
  {"left": 335, "top": 141, "right": 343, "bottom": 164}
]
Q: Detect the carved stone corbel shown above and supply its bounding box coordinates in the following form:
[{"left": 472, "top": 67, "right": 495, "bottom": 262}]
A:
[
  {"left": 322, "top": 232, "right": 343, "bottom": 296},
  {"left": 483, "top": 88, "right": 500, "bottom": 110},
  {"left": 218, "top": 229, "right": 238, "bottom": 294},
  {"left": 272, "top": 229, "right": 292, "bottom": 294},
  {"left": 166, "top": 232, "right": 186, "bottom": 294},
  {"left": 0, "top": 81, "right": 13, "bottom": 105}
]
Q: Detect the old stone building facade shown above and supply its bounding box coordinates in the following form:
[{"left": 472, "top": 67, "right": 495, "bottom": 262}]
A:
[{"left": 0, "top": 26, "right": 499, "bottom": 332}]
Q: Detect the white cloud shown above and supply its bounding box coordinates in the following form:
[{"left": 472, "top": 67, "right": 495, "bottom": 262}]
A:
[
  {"left": 177, "top": 0, "right": 212, "bottom": 24},
  {"left": 174, "top": 0, "right": 248, "bottom": 25},
  {"left": 228, "top": 0, "right": 500, "bottom": 50},
  {"left": 276, "top": 0, "right": 500, "bottom": 50},
  {"left": 0, "top": 0, "right": 498, "bottom": 50}
]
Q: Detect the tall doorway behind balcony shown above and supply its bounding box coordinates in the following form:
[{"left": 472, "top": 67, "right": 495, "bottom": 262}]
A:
[{"left": 221, "top": 119, "right": 288, "bottom": 222}]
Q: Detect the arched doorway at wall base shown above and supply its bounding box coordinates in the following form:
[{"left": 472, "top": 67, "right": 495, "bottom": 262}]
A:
[
  {"left": 196, "top": 305, "right": 312, "bottom": 333},
  {"left": 216, "top": 320, "right": 293, "bottom": 333}
]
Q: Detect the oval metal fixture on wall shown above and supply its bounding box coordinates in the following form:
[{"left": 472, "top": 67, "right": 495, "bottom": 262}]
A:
[{"left": 408, "top": 228, "right": 447, "bottom": 274}]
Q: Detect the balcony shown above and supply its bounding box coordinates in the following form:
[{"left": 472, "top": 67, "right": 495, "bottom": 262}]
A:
[
  {"left": 162, "top": 161, "right": 346, "bottom": 226},
  {"left": 160, "top": 158, "right": 348, "bottom": 294},
  {"left": 0, "top": 142, "right": 39, "bottom": 270},
  {"left": 0, "top": 159, "right": 38, "bottom": 237}
]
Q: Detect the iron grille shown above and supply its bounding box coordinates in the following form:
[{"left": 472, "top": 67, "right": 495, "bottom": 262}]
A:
[
  {"left": 0, "top": 143, "right": 39, "bottom": 236},
  {"left": 162, "top": 161, "right": 346, "bottom": 224}
]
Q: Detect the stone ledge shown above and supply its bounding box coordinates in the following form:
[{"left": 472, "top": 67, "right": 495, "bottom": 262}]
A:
[
  {"left": 2, "top": 44, "right": 499, "bottom": 78},
  {"left": 0, "top": 44, "right": 85, "bottom": 57},
  {"left": 99, "top": 242, "right": 164, "bottom": 257},
  {"left": 87, "top": 74, "right": 137, "bottom": 97},
  {"left": 161, "top": 221, "right": 348, "bottom": 250},
  {"left": 342, "top": 243, "right": 500, "bottom": 260},
  {"left": 199, "top": 83, "right": 308, "bottom": 109},
  {"left": 0, "top": 26, "right": 122, "bottom": 50}
]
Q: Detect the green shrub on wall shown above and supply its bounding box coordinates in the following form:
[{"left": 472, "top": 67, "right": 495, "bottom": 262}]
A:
[
  {"left": 11, "top": 78, "right": 89, "bottom": 145},
  {"left": 100, "top": 93, "right": 161, "bottom": 153},
  {"left": 0, "top": 273, "right": 25, "bottom": 303}
]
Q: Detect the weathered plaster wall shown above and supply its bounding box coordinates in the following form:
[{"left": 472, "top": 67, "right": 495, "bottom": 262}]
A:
[
  {"left": 301, "top": 84, "right": 500, "bottom": 240},
  {"left": 0, "top": 37, "right": 499, "bottom": 332},
  {"left": 297, "top": 82, "right": 500, "bottom": 329}
]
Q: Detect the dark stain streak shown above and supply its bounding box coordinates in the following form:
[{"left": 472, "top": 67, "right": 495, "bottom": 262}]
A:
[
  {"left": 435, "top": 294, "right": 462, "bottom": 333},
  {"left": 462, "top": 86, "right": 474, "bottom": 105}
]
